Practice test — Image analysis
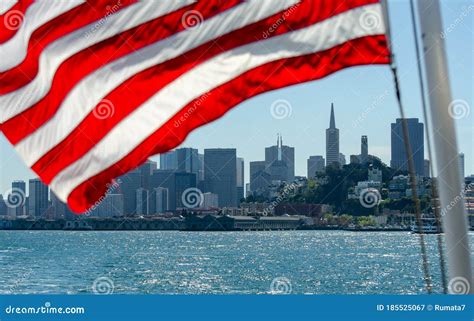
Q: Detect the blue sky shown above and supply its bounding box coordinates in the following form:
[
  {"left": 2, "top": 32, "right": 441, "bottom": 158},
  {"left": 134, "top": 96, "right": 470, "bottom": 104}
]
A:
[{"left": 1, "top": 0, "right": 472, "bottom": 193}]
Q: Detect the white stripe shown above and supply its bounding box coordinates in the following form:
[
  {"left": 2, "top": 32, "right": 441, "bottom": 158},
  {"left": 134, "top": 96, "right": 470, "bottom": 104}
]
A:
[
  {"left": 51, "top": 3, "right": 386, "bottom": 202},
  {"left": 0, "top": 0, "right": 17, "bottom": 15},
  {"left": 0, "top": 0, "right": 85, "bottom": 71},
  {"left": 0, "top": 0, "right": 195, "bottom": 123},
  {"left": 15, "top": 0, "right": 299, "bottom": 166}
]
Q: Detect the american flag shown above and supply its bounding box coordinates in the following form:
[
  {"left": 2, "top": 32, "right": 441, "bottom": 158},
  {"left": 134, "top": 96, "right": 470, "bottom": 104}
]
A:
[{"left": 0, "top": 0, "right": 390, "bottom": 213}]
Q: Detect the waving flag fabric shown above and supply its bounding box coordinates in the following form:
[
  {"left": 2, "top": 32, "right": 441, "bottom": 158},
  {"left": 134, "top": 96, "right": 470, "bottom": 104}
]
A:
[{"left": 0, "top": 0, "right": 390, "bottom": 213}]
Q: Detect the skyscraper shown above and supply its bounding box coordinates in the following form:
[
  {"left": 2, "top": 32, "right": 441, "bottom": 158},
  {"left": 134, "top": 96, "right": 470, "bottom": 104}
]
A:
[
  {"left": 159, "top": 148, "right": 200, "bottom": 176},
  {"left": 204, "top": 149, "right": 237, "bottom": 207},
  {"left": 160, "top": 151, "right": 178, "bottom": 170},
  {"left": 150, "top": 170, "right": 176, "bottom": 211},
  {"left": 88, "top": 194, "right": 124, "bottom": 218},
  {"left": 175, "top": 172, "right": 197, "bottom": 209},
  {"left": 28, "top": 178, "right": 49, "bottom": 218},
  {"left": 138, "top": 160, "right": 157, "bottom": 190},
  {"left": 459, "top": 153, "right": 465, "bottom": 180},
  {"left": 326, "top": 103, "right": 339, "bottom": 167},
  {"left": 249, "top": 161, "right": 270, "bottom": 195},
  {"left": 119, "top": 169, "right": 141, "bottom": 215},
  {"left": 360, "top": 135, "right": 368, "bottom": 164},
  {"left": 307, "top": 156, "right": 325, "bottom": 178},
  {"left": 265, "top": 134, "right": 295, "bottom": 182},
  {"left": 136, "top": 188, "right": 149, "bottom": 215},
  {"left": 0, "top": 196, "right": 7, "bottom": 216},
  {"left": 339, "top": 153, "right": 346, "bottom": 166},
  {"left": 424, "top": 159, "right": 430, "bottom": 177},
  {"left": 390, "top": 118, "right": 424, "bottom": 175},
  {"left": 153, "top": 187, "right": 169, "bottom": 213},
  {"left": 11, "top": 180, "right": 26, "bottom": 216},
  {"left": 236, "top": 157, "right": 245, "bottom": 204}
]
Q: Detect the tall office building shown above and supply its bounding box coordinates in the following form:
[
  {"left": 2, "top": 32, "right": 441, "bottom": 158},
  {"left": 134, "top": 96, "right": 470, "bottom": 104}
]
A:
[
  {"left": 307, "top": 156, "right": 325, "bottom": 178},
  {"left": 11, "top": 180, "right": 26, "bottom": 216},
  {"left": 175, "top": 172, "right": 197, "bottom": 209},
  {"left": 424, "top": 159, "right": 431, "bottom": 177},
  {"left": 160, "top": 151, "right": 178, "bottom": 170},
  {"left": 236, "top": 157, "right": 245, "bottom": 204},
  {"left": 28, "top": 178, "right": 49, "bottom": 218},
  {"left": 138, "top": 160, "right": 157, "bottom": 190},
  {"left": 390, "top": 118, "right": 424, "bottom": 175},
  {"left": 51, "top": 192, "right": 74, "bottom": 219},
  {"left": 150, "top": 170, "right": 176, "bottom": 211},
  {"left": 198, "top": 153, "right": 205, "bottom": 182},
  {"left": 360, "top": 135, "right": 368, "bottom": 164},
  {"left": 204, "top": 149, "right": 237, "bottom": 207},
  {"left": 326, "top": 103, "right": 340, "bottom": 167},
  {"left": 136, "top": 188, "right": 149, "bottom": 215},
  {"left": 159, "top": 148, "right": 200, "bottom": 175},
  {"left": 265, "top": 134, "right": 295, "bottom": 182},
  {"left": 339, "top": 153, "right": 346, "bottom": 166},
  {"left": 153, "top": 187, "right": 169, "bottom": 213},
  {"left": 88, "top": 194, "right": 124, "bottom": 218},
  {"left": 0, "top": 195, "right": 6, "bottom": 216},
  {"left": 249, "top": 161, "right": 271, "bottom": 195},
  {"left": 459, "top": 153, "right": 465, "bottom": 180},
  {"left": 118, "top": 169, "right": 141, "bottom": 215},
  {"left": 176, "top": 148, "right": 200, "bottom": 174}
]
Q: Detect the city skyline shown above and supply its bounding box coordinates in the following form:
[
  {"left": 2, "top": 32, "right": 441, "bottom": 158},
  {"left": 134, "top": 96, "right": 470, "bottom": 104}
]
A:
[
  {"left": 0, "top": 1, "right": 472, "bottom": 194},
  {"left": 0, "top": 112, "right": 470, "bottom": 198}
]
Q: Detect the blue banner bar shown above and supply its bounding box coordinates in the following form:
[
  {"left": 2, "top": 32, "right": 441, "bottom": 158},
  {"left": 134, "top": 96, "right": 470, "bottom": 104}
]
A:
[{"left": 0, "top": 295, "right": 472, "bottom": 321}]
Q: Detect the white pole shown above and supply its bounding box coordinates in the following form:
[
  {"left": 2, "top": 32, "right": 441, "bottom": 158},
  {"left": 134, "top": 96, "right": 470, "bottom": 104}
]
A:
[{"left": 417, "top": 0, "right": 472, "bottom": 294}]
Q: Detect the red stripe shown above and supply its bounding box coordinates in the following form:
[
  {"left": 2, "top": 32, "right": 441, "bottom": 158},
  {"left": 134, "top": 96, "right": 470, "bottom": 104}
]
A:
[
  {"left": 0, "top": 0, "right": 138, "bottom": 94},
  {"left": 27, "top": 0, "right": 378, "bottom": 181},
  {"left": 66, "top": 35, "right": 390, "bottom": 213},
  {"left": 1, "top": 0, "right": 242, "bottom": 143},
  {"left": 0, "top": 0, "right": 33, "bottom": 44}
]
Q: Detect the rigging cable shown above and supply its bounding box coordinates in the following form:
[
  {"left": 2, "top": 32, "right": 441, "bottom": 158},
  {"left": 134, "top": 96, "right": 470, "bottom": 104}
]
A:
[
  {"left": 409, "top": 0, "right": 448, "bottom": 294},
  {"left": 382, "top": 0, "right": 433, "bottom": 293}
]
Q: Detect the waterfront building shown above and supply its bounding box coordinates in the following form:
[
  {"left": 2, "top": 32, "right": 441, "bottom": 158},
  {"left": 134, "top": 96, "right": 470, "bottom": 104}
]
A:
[
  {"left": 236, "top": 157, "right": 245, "bottom": 204},
  {"left": 265, "top": 134, "right": 295, "bottom": 182},
  {"left": 184, "top": 214, "right": 304, "bottom": 231},
  {"left": 274, "top": 203, "right": 330, "bottom": 217},
  {"left": 326, "top": 103, "right": 339, "bottom": 167},
  {"left": 390, "top": 118, "right": 424, "bottom": 175},
  {"left": 307, "top": 156, "right": 325, "bottom": 178},
  {"left": 360, "top": 135, "right": 368, "bottom": 164},
  {"left": 204, "top": 148, "right": 237, "bottom": 207},
  {"left": 28, "top": 178, "right": 49, "bottom": 218}
]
